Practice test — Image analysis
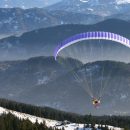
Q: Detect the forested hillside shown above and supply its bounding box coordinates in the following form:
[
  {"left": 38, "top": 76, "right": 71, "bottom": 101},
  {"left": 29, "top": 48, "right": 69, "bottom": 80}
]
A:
[
  {"left": 0, "top": 113, "right": 60, "bottom": 130},
  {"left": 0, "top": 98, "right": 130, "bottom": 130}
]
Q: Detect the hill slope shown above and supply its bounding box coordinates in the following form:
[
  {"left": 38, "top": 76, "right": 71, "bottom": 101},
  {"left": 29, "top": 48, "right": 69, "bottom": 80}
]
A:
[
  {"left": 0, "top": 19, "right": 130, "bottom": 61},
  {"left": 0, "top": 106, "right": 123, "bottom": 130},
  {"left": 0, "top": 56, "right": 130, "bottom": 115}
]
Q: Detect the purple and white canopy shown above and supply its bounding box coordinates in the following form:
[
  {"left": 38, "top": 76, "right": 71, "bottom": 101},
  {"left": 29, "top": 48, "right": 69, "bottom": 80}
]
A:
[{"left": 54, "top": 31, "right": 130, "bottom": 60}]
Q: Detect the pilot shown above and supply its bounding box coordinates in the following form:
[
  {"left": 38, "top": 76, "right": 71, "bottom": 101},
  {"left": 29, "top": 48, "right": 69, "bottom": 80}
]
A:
[{"left": 92, "top": 98, "right": 101, "bottom": 108}]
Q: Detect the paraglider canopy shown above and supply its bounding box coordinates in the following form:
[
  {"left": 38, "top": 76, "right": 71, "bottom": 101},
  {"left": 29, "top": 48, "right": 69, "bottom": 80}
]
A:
[
  {"left": 54, "top": 31, "right": 130, "bottom": 60},
  {"left": 54, "top": 31, "right": 130, "bottom": 108}
]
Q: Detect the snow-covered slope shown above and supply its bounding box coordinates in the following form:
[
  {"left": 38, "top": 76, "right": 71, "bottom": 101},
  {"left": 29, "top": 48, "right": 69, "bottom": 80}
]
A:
[
  {"left": 116, "top": 0, "right": 130, "bottom": 4},
  {"left": 0, "top": 106, "right": 60, "bottom": 127},
  {"left": 0, "top": 106, "right": 123, "bottom": 130},
  {"left": 79, "top": 0, "right": 130, "bottom": 4},
  {"left": 47, "top": 0, "right": 130, "bottom": 17}
]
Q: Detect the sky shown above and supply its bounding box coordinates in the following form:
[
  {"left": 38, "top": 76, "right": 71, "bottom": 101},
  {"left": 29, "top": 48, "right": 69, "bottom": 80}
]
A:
[{"left": 0, "top": 0, "right": 62, "bottom": 8}]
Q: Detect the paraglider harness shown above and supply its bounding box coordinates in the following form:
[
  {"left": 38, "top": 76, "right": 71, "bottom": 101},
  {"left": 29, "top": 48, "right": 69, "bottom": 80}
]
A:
[{"left": 92, "top": 97, "right": 101, "bottom": 108}]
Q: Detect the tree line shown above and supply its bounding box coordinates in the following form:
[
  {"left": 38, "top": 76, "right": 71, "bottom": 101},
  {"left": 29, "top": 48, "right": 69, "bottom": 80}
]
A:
[
  {"left": 0, "top": 113, "right": 60, "bottom": 130},
  {"left": 0, "top": 98, "right": 129, "bottom": 130},
  {"left": 0, "top": 113, "right": 110, "bottom": 130}
]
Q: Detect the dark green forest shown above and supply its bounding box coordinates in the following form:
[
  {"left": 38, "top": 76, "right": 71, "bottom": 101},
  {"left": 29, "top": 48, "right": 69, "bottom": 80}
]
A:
[
  {"left": 0, "top": 113, "right": 60, "bottom": 130},
  {"left": 0, "top": 98, "right": 130, "bottom": 130}
]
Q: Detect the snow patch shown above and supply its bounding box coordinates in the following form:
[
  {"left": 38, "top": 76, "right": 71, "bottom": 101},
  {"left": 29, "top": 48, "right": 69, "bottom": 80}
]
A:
[
  {"left": 120, "top": 94, "right": 127, "bottom": 99},
  {"left": 37, "top": 76, "right": 50, "bottom": 85},
  {"left": 80, "top": 0, "right": 89, "bottom": 3},
  {"left": 116, "top": 0, "right": 130, "bottom": 4},
  {"left": 87, "top": 8, "right": 94, "bottom": 11}
]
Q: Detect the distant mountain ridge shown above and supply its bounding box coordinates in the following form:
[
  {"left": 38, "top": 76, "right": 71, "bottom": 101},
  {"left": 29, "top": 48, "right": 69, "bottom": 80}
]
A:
[
  {"left": 0, "top": 8, "right": 61, "bottom": 35},
  {"left": 0, "top": 6, "right": 130, "bottom": 36},
  {"left": 0, "top": 19, "right": 130, "bottom": 62},
  {"left": 47, "top": 0, "right": 130, "bottom": 17},
  {"left": 0, "top": 0, "right": 60, "bottom": 8},
  {"left": 0, "top": 8, "right": 104, "bottom": 36}
]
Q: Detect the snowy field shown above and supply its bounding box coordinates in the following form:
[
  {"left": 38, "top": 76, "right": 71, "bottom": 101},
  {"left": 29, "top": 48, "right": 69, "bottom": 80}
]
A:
[{"left": 0, "top": 106, "right": 123, "bottom": 130}]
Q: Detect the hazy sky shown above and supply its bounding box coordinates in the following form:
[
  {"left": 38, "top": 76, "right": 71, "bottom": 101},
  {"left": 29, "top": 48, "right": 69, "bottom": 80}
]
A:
[{"left": 0, "top": 0, "right": 62, "bottom": 8}]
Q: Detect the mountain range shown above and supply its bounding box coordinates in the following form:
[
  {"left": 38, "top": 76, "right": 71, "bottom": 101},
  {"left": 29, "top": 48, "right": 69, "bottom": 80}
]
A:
[
  {"left": 0, "top": 56, "right": 130, "bottom": 115},
  {"left": 47, "top": 0, "right": 130, "bottom": 14},
  {"left": 0, "top": 8, "right": 62, "bottom": 35},
  {"left": 0, "top": 8, "right": 105, "bottom": 36},
  {"left": 0, "top": 0, "right": 130, "bottom": 116},
  {"left": 0, "top": 0, "right": 61, "bottom": 8},
  {"left": 0, "top": 19, "right": 130, "bottom": 62},
  {"left": 47, "top": 0, "right": 130, "bottom": 17},
  {"left": 0, "top": 2, "right": 130, "bottom": 36}
]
